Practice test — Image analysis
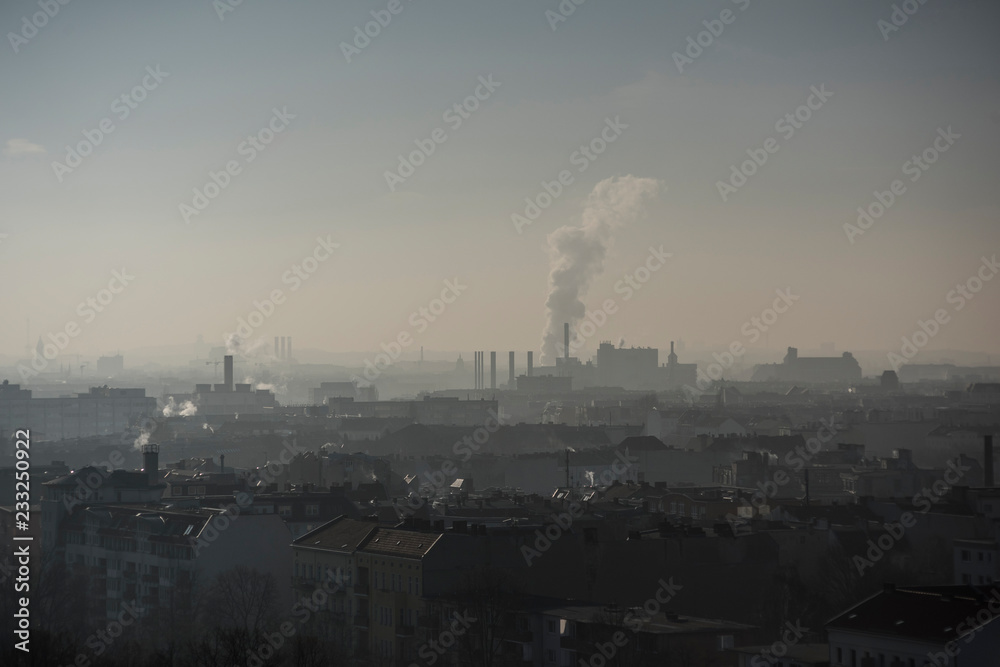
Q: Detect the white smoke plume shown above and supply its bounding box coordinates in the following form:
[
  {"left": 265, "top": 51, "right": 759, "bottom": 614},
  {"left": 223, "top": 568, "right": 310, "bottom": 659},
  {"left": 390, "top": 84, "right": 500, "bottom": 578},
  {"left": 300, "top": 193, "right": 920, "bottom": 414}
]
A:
[
  {"left": 163, "top": 396, "right": 198, "bottom": 417},
  {"left": 133, "top": 430, "right": 151, "bottom": 451},
  {"left": 540, "top": 175, "right": 661, "bottom": 364}
]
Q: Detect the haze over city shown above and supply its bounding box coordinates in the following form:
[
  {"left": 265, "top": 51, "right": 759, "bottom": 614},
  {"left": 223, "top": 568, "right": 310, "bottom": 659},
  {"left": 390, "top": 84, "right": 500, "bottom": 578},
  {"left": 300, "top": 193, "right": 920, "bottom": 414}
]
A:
[
  {"left": 2, "top": 0, "right": 998, "bottom": 368},
  {"left": 2, "top": 2, "right": 1000, "bottom": 667}
]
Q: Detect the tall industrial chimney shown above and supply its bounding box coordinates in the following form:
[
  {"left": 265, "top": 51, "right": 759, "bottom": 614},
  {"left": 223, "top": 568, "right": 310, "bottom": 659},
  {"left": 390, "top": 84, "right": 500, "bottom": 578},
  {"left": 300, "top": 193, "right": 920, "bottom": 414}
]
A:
[
  {"left": 220, "top": 454, "right": 225, "bottom": 475},
  {"left": 224, "top": 355, "right": 234, "bottom": 391},
  {"left": 142, "top": 444, "right": 159, "bottom": 487},
  {"left": 274, "top": 336, "right": 280, "bottom": 358},
  {"left": 490, "top": 352, "right": 496, "bottom": 390},
  {"left": 287, "top": 337, "right": 292, "bottom": 361},
  {"left": 527, "top": 351, "right": 533, "bottom": 377},
  {"left": 509, "top": 351, "right": 515, "bottom": 387},
  {"left": 986, "top": 434, "right": 995, "bottom": 488},
  {"left": 280, "top": 337, "right": 286, "bottom": 360},
  {"left": 564, "top": 323, "right": 570, "bottom": 361}
]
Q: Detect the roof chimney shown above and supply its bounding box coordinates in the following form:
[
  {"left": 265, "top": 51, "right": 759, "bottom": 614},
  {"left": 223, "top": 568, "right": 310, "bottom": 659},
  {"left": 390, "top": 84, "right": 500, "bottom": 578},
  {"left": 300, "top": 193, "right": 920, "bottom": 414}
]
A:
[
  {"left": 142, "top": 444, "right": 159, "bottom": 486},
  {"left": 985, "top": 434, "right": 994, "bottom": 488},
  {"left": 223, "top": 355, "right": 234, "bottom": 391}
]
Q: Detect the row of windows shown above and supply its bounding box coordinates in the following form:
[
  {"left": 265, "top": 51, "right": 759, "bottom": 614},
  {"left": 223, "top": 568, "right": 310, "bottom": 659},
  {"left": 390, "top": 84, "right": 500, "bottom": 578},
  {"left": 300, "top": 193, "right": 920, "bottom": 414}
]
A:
[
  {"left": 959, "top": 549, "right": 994, "bottom": 562},
  {"left": 835, "top": 647, "right": 917, "bottom": 667},
  {"left": 373, "top": 571, "right": 419, "bottom": 594}
]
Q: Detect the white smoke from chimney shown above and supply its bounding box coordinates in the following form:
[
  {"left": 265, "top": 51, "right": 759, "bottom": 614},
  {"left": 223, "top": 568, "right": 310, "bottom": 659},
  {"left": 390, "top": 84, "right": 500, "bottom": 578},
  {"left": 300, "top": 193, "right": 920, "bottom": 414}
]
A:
[
  {"left": 540, "top": 175, "right": 661, "bottom": 364},
  {"left": 163, "top": 396, "right": 198, "bottom": 417}
]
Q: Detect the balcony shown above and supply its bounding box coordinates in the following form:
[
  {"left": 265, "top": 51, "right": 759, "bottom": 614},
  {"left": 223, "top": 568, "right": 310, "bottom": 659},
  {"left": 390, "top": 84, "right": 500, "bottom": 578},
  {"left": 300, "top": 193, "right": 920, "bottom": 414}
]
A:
[
  {"left": 507, "top": 628, "right": 534, "bottom": 644},
  {"left": 353, "top": 614, "right": 369, "bottom": 628}
]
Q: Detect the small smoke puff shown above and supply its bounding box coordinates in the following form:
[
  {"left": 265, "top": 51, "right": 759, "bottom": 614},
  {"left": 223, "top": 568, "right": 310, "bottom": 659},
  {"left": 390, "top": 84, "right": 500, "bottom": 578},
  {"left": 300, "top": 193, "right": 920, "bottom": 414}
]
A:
[{"left": 163, "top": 396, "right": 198, "bottom": 417}]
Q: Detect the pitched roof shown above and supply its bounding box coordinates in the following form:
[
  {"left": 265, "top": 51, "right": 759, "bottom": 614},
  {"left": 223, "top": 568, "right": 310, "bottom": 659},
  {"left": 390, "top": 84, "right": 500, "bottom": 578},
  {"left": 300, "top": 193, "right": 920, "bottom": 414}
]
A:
[
  {"left": 292, "top": 516, "right": 377, "bottom": 552},
  {"left": 828, "top": 585, "right": 1000, "bottom": 643},
  {"left": 359, "top": 527, "right": 442, "bottom": 558}
]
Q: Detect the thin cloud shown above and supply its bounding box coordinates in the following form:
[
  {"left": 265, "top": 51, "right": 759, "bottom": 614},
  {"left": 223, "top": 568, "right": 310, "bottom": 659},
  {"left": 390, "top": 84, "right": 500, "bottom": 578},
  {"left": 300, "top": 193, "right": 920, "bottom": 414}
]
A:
[{"left": 4, "top": 138, "right": 46, "bottom": 156}]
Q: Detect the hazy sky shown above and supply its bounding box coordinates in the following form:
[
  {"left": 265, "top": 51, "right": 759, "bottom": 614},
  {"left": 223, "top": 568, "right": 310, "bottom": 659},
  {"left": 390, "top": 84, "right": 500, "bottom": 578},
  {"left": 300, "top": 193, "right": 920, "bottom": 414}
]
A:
[{"left": 2, "top": 0, "right": 998, "bottom": 364}]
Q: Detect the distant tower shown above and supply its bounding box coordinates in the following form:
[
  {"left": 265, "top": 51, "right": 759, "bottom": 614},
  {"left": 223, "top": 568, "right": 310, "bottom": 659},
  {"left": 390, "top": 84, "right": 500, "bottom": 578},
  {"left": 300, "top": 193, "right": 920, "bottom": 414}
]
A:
[
  {"left": 455, "top": 355, "right": 465, "bottom": 374},
  {"left": 274, "top": 336, "right": 280, "bottom": 358},
  {"left": 527, "top": 351, "right": 533, "bottom": 377},
  {"left": 280, "top": 337, "right": 287, "bottom": 360},
  {"left": 509, "top": 351, "right": 515, "bottom": 387},
  {"left": 490, "top": 352, "right": 497, "bottom": 390},
  {"left": 668, "top": 341, "right": 678, "bottom": 365},
  {"left": 35, "top": 336, "right": 44, "bottom": 360},
  {"left": 564, "top": 323, "right": 570, "bottom": 361},
  {"left": 287, "top": 337, "right": 292, "bottom": 361},
  {"left": 420, "top": 346, "right": 424, "bottom": 365}
]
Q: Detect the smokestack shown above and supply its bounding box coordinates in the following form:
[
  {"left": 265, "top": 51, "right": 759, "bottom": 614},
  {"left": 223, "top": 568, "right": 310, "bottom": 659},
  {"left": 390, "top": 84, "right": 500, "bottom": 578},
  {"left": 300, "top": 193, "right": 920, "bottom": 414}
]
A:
[
  {"left": 564, "top": 323, "right": 570, "bottom": 361},
  {"left": 287, "top": 337, "right": 292, "bottom": 362},
  {"left": 224, "top": 355, "right": 234, "bottom": 391},
  {"left": 274, "top": 336, "right": 279, "bottom": 358},
  {"left": 142, "top": 444, "right": 159, "bottom": 487},
  {"left": 509, "top": 351, "right": 515, "bottom": 387},
  {"left": 490, "top": 352, "right": 496, "bottom": 390},
  {"left": 527, "top": 351, "right": 533, "bottom": 377},
  {"left": 220, "top": 454, "right": 225, "bottom": 475},
  {"left": 280, "top": 337, "right": 286, "bottom": 360},
  {"left": 565, "top": 448, "right": 570, "bottom": 489},
  {"left": 986, "top": 435, "right": 994, "bottom": 488}
]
